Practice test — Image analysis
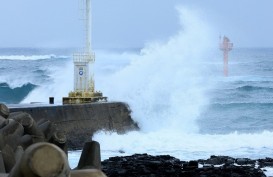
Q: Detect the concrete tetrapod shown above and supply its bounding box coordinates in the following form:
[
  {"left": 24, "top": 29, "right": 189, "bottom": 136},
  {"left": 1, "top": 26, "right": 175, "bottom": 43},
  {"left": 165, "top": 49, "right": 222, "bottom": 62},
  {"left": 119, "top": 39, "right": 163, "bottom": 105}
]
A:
[
  {"left": 70, "top": 169, "right": 107, "bottom": 177},
  {"left": 7, "top": 142, "right": 107, "bottom": 177},
  {"left": 9, "top": 142, "right": 70, "bottom": 177},
  {"left": 0, "top": 104, "right": 9, "bottom": 119},
  {"left": 76, "top": 141, "right": 101, "bottom": 170}
]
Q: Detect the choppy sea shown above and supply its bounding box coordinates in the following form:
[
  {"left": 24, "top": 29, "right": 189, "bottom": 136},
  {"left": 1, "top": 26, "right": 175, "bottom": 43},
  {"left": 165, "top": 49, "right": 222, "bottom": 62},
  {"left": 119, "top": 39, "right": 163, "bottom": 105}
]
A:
[
  {"left": 1, "top": 8, "right": 273, "bottom": 176},
  {"left": 1, "top": 47, "right": 273, "bottom": 171}
]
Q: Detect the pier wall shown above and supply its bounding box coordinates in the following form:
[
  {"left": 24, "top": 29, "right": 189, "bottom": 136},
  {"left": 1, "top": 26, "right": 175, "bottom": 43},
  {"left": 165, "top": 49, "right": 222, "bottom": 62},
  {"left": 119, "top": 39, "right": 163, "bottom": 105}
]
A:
[{"left": 9, "top": 102, "right": 139, "bottom": 149}]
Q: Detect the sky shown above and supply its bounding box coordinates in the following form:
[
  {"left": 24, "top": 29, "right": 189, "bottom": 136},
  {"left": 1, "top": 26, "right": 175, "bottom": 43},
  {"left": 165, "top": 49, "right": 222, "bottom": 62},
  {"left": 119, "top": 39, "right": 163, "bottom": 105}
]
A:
[{"left": 0, "top": 0, "right": 273, "bottom": 48}]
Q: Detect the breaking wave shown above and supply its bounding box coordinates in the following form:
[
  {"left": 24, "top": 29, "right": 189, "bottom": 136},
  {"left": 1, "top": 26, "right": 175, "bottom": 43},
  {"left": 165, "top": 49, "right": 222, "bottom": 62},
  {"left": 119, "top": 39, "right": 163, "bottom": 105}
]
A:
[{"left": 0, "top": 82, "right": 37, "bottom": 104}]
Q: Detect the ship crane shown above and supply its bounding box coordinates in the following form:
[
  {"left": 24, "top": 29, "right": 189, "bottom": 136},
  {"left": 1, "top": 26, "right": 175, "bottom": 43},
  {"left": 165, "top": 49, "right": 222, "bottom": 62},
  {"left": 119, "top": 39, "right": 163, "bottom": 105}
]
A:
[
  {"left": 63, "top": 0, "right": 107, "bottom": 104},
  {"left": 220, "top": 36, "right": 233, "bottom": 77}
]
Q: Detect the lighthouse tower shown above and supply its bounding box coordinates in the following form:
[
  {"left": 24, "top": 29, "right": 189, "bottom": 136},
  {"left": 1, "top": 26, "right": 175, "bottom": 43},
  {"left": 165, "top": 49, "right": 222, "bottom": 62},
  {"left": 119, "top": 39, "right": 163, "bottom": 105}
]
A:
[
  {"left": 63, "top": 0, "right": 107, "bottom": 104},
  {"left": 220, "top": 36, "right": 233, "bottom": 77}
]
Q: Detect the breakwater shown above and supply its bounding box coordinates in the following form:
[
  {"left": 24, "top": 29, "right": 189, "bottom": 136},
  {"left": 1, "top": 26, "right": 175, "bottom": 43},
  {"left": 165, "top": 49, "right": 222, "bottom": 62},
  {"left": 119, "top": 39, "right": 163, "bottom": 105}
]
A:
[{"left": 9, "top": 102, "right": 139, "bottom": 149}]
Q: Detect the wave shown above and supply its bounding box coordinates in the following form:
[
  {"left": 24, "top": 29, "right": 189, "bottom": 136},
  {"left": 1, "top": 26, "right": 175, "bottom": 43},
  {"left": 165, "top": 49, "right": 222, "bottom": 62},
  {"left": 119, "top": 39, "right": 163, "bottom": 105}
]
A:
[
  {"left": 0, "top": 82, "right": 37, "bottom": 104},
  {"left": 210, "top": 102, "right": 273, "bottom": 109},
  {"left": 236, "top": 85, "right": 273, "bottom": 92},
  {"left": 219, "top": 76, "right": 273, "bottom": 83},
  {"left": 0, "top": 54, "right": 69, "bottom": 60},
  {"left": 93, "top": 130, "right": 273, "bottom": 162},
  {"left": 99, "top": 7, "right": 214, "bottom": 133}
]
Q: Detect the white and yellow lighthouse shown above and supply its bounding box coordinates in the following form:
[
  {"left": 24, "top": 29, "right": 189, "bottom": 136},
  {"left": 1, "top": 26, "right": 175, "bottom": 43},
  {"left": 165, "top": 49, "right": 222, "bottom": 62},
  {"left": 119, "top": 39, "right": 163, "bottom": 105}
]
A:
[{"left": 63, "top": 0, "right": 107, "bottom": 104}]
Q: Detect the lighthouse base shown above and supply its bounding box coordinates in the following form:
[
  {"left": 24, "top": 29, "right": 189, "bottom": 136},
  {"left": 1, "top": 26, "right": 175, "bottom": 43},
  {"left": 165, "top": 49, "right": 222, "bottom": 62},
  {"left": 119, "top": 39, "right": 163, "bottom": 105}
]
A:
[{"left": 62, "top": 91, "right": 107, "bottom": 104}]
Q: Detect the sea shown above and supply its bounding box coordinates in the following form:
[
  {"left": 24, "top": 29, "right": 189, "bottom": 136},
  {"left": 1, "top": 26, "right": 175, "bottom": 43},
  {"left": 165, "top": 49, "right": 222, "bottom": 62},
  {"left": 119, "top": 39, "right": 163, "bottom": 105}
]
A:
[{"left": 1, "top": 7, "right": 273, "bottom": 176}]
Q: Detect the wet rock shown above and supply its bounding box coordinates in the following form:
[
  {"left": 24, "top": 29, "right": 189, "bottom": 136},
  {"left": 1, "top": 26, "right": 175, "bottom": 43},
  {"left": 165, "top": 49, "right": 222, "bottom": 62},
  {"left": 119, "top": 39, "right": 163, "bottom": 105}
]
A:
[
  {"left": 102, "top": 154, "right": 266, "bottom": 177},
  {"left": 200, "top": 155, "right": 235, "bottom": 166},
  {"left": 236, "top": 158, "right": 255, "bottom": 166},
  {"left": 258, "top": 157, "right": 273, "bottom": 168}
]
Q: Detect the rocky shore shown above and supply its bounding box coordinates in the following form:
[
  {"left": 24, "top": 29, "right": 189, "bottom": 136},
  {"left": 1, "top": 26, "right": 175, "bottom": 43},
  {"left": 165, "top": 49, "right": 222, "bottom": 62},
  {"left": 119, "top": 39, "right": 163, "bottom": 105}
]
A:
[
  {"left": 101, "top": 153, "right": 271, "bottom": 177},
  {"left": 2, "top": 102, "right": 273, "bottom": 176}
]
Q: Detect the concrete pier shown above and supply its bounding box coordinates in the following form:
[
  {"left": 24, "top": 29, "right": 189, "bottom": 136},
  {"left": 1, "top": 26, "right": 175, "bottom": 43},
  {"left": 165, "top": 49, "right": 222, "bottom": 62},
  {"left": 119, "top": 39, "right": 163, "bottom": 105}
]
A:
[{"left": 9, "top": 102, "right": 139, "bottom": 149}]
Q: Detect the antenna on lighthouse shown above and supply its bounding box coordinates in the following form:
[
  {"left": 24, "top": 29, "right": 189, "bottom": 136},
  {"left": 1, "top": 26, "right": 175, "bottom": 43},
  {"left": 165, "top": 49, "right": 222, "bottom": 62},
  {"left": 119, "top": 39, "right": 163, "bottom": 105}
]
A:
[
  {"left": 85, "top": 0, "right": 91, "bottom": 53},
  {"left": 63, "top": 0, "right": 107, "bottom": 104},
  {"left": 220, "top": 36, "right": 233, "bottom": 77}
]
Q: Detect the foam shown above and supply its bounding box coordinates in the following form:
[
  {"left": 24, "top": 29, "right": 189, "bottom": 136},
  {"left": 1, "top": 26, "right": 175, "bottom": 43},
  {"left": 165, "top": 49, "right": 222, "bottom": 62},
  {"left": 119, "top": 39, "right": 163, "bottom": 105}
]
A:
[{"left": 0, "top": 54, "right": 68, "bottom": 60}]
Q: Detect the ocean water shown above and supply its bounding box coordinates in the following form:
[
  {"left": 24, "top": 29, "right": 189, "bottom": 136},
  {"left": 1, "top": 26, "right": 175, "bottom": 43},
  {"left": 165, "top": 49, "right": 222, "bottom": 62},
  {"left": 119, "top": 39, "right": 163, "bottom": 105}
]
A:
[{"left": 1, "top": 7, "right": 273, "bottom": 173}]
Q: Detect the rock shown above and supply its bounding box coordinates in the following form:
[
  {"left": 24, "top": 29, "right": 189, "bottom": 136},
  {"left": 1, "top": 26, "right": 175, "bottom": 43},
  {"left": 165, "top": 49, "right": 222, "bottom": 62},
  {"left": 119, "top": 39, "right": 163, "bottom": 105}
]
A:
[
  {"left": 202, "top": 155, "right": 235, "bottom": 166},
  {"left": 102, "top": 154, "right": 266, "bottom": 177},
  {"left": 258, "top": 157, "right": 273, "bottom": 168},
  {"left": 236, "top": 158, "right": 255, "bottom": 166},
  {"left": 102, "top": 154, "right": 184, "bottom": 177},
  {"left": 0, "top": 104, "right": 9, "bottom": 118}
]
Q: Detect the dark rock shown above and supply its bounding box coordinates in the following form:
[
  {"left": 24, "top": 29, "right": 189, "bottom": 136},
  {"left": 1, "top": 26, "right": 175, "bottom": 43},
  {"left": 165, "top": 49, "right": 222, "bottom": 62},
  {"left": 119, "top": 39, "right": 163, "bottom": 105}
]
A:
[
  {"left": 258, "top": 157, "right": 273, "bottom": 168},
  {"left": 201, "top": 155, "right": 235, "bottom": 166},
  {"left": 188, "top": 160, "right": 198, "bottom": 169},
  {"left": 102, "top": 154, "right": 266, "bottom": 177},
  {"left": 235, "top": 158, "right": 255, "bottom": 166}
]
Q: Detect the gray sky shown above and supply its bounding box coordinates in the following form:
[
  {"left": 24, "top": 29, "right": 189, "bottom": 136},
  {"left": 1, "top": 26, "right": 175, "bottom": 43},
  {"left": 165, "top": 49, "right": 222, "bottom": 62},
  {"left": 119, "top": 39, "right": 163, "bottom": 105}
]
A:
[{"left": 0, "top": 0, "right": 273, "bottom": 48}]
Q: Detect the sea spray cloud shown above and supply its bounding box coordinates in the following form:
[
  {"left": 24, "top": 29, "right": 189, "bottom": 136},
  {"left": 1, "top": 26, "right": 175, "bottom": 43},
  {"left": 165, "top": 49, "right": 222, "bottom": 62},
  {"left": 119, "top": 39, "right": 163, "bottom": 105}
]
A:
[
  {"left": 89, "top": 7, "right": 273, "bottom": 163},
  {"left": 93, "top": 130, "right": 273, "bottom": 161},
  {"left": 102, "top": 6, "right": 214, "bottom": 133}
]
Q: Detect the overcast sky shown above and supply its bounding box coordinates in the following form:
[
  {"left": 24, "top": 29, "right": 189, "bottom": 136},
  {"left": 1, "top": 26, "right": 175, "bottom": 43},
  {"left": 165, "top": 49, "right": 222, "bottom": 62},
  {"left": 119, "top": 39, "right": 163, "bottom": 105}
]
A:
[{"left": 0, "top": 0, "right": 273, "bottom": 48}]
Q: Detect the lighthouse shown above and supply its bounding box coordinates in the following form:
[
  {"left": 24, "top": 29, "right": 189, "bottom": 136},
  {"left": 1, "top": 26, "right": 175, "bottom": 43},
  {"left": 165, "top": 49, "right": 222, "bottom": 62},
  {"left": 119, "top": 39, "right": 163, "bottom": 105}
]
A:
[
  {"left": 220, "top": 36, "right": 233, "bottom": 77},
  {"left": 63, "top": 0, "right": 107, "bottom": 104},
  {"left": 74, "top": 0, "right": 94, "bottom": 93}
]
